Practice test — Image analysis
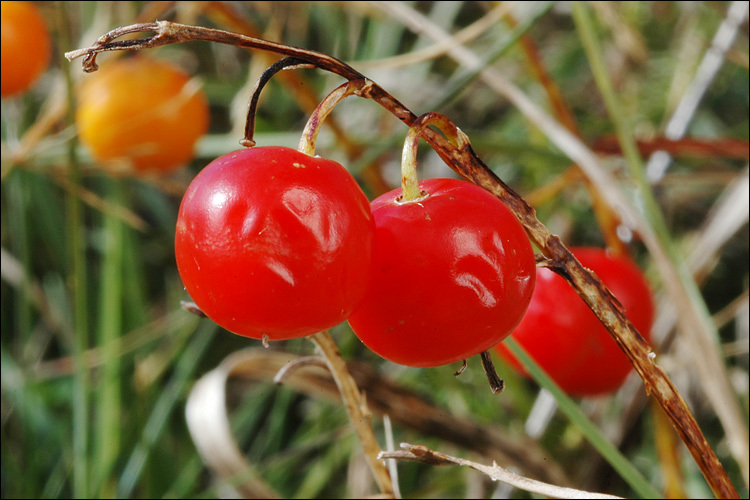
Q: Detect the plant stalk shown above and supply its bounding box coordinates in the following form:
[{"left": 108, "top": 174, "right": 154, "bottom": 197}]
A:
[{"left": 309, "top": 331, "right": 394, "bottom": 497}]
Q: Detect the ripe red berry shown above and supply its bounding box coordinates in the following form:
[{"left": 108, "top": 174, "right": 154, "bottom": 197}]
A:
[
  {"left": 496, "top": 247, "right": 654, "bottom": 396},
  {"left": 175, "top": 146, "right": 375, "bottom": 340},
  {"left": 347, "top": 177, "right": 536, "bottom": 367}
]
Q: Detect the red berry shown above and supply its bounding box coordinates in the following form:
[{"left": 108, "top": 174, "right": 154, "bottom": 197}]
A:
[
  {"left": 348, "top": 178, "right": 536, "bottom": 367},
  {"left": 496, "top": 247, "right": 654, "bottom": 396},
  {"left": 175, "top": 146, "right": 375, "bottom": 340}
]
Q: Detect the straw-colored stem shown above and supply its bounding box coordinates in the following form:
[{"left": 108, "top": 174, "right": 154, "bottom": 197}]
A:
[
  {"left": 298, "top": 79, "right": 366, "bottom": 156},
  {"left": 399, "top": 112, "right": 468, "bottom": 202},
  {"left": 309, "top": 331, "right": 394, "bottom": 497}
]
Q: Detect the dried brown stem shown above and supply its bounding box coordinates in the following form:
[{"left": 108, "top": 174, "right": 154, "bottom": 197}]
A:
[
  {"left": 593, "top": 136, "right": 750, "bottom": 160},
  {"left": 479, "top": 350, "right": 504, "bottom": 394},
  {"left": 453, "top": 359, "right": 467, "bottom": 377},
  {"left": 66, "top": 21, "right": 738, "bottom": 498},
  {"left": 180, "top": 300, "right": 206, "bottom": 318},
  {"left": 242, "top": 56, "right": 313, "bottom": 147}
]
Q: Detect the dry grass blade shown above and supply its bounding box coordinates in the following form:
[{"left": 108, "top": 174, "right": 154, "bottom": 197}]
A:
[
  {"left": 351, "top": 2, "right": 515, "bottom": 70},
  {"left": 380, "top": 443, "right": 623, "bottom": 499},
  {"left": 645, "top": 1, "right": 749, "bottom": 182},
  {"left": 0, "top": 247, "right": 73, "bottom": 339},
  {"left": 52, "top": 173, "right": 149, "bottom": 232},
  {"left": 686, "top": 166, "right": 749, "bottom": 284},
  {"left": 185, "top": 351, "right": 280, "bottom": 499},
  {"left": 184, "top": 348, "right": 569, "bottom": 489}
]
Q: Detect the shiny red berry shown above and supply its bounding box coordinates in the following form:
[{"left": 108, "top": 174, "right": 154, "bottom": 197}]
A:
[
  {"left": 348, "top": 178, "right": 536, "bottom": 367},
  {"left": 175, "top": 146, "right": 375, "bottom": 340}
]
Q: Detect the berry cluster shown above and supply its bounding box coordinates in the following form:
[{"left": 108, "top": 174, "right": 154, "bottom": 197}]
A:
[{"left": 174, "top": 113, "right": 653, "bottom": 396}]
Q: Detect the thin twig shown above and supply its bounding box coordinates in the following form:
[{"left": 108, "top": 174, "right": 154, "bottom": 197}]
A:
[
  {"left": 379, "top": 443, "right": 622, "bottom": 499},
  {"left": 479, "top": 351, "right": 504, "bottom": 394}
]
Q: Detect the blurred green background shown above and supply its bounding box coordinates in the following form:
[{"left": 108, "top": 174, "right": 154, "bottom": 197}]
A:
[{"left": 1, "top": 1, "right": 748, "bottom": 498}]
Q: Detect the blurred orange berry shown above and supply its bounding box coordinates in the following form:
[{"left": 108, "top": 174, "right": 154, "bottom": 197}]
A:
[
  {"left": 76, "top": 56, "right": 210, "bottom": 174},
  {"left": 1, "top": 1, "right": 51, "bottom": 98}
]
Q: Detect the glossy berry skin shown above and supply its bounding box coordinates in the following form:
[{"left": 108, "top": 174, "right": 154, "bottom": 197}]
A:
[
  {"left": 347, "top": 178, "right": 536, "bottom": 367},
  {"left": 496, "top": 247, "right": 654, "bottom": 397},
  {"left": 76, "top": 57, "right": 209, "bottom": 173},
  {"left": 1, "top": 1, "right": 51, "bottom": 98},
  {"left": 175, "top": 146, "right": 375, "bottom": 341}
]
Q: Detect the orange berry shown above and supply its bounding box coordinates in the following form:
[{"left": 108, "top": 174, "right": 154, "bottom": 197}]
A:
[
  {"left": 76, "top": 56, "right": 209, "bottom": 174},
  {"left": 1, "top": 1, "right": 51, "bottom": 98}
]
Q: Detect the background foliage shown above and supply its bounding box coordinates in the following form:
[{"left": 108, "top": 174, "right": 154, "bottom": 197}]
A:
[{"left": 2, "top": 1, "right": 748, "bottom": 498}]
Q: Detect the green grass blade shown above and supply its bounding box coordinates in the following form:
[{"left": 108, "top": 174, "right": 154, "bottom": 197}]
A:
[
  {"left": 427, "top": 1, "right": 556, "bottom": 111},
  {"left": 57, "top": 3, "right": 90, "bottom": 496},
  {"left": 93, "top": 178, "right": 125, "bottom": 496},
  {"left": 503, "top": 337, "right": 663, "bottom": 498},
  {"left": 117, "top": 320, "right": 216, "bottom": 498}
]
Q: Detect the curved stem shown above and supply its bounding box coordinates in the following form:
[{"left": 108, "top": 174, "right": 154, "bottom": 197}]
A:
[
  {"left": 242, "top": 57, "right": 313, "bottom": 147},
  {"left": 399, "top": 112, "right": 470, "bottom": 202},
  {"left": 297, "top": 79, "right": 368, "bottom": 156},
  {"left": 381, "top": 443, "right": 623, "bottom": 500},
  {"left": 273, "top": 356, "right": 328, "bottom": 385}
]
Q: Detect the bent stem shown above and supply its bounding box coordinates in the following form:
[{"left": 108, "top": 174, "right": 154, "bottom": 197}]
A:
[
  {"left": 298, "top": 79, "right": 369, "bottom": 156},
  {"left": 399, "top": 112, "right": 470, "bottom": 202},
  {"left": 65, "top": 21, "right": 739, "bottom": 498},
  {"left": 308, "top": 331, "right": 394, "bottom": 497},
  {"left": 242, "top": 57, "right": 313, "bottom": 147}
]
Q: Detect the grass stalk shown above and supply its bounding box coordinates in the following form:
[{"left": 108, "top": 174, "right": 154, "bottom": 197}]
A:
[
  {"left": 57, "top": 2, "right": 90, "bottom": 496},
  {"left": 503, "top": 338, "right": 663, "bottom": 499},
  {"left": 93, "top": 178, "right": 125, "bottom": 496},
  {"left": 116, "top": 320, "right": 216, "bottom": 498}
]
